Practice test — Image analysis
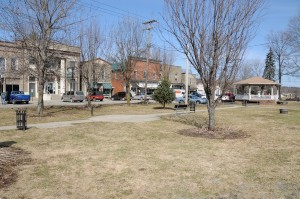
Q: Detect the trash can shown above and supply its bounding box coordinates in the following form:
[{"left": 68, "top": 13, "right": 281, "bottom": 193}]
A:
[
  {"left": 242, "top": 100, "right": 247, "bottom": 106},
  {"left": 16, "top": 109, "right": 27, "bottom": 130},
  {"left": 189, "top": 101, "right": 196, "bottom": 113}
]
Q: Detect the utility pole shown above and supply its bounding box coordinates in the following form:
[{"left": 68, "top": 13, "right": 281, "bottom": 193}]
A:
[
  {"left": 185, "top": 46, "right": 189, "bottom": 105},
  {"left": 143, "top": 20, "right": 156, "bottom": 103}
]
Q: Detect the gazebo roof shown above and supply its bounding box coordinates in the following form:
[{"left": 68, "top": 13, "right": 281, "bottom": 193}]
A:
[{"left": 234, "top": 77, "right": 279, "bottom": 85}]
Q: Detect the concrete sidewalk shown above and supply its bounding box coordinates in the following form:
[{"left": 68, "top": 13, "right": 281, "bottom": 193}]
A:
[
  {"left": 0, "top": 105, "right": 243, "bottom": 131},
  {"left": 0, "top": 113, "right": 171, "bottom": 131}
]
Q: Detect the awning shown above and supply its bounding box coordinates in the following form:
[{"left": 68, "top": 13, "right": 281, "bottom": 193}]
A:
[
  {"left": 138, "top": 83, "right": 158, "bottom": 89},
  {"left": 103, "top": 83, "right": 112, "bottom": 89}
]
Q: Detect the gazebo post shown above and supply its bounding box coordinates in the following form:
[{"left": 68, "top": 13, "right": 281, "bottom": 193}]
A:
[
  {"left": 271, "top": 86, "right": 274, "bottom": 100},
  {"left": 249, "top": 86, "right": 252, "bottom": 100}
]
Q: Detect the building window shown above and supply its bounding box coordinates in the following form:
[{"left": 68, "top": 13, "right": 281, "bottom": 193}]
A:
[
  {"left": 153, "top": 73, "right": 156, "bottom": 80},
  {"left": 70, "top": 80, "right": 75, "bottom": 91},
  {"left": 11, "top": 58, "right": 18, "bottom": 70},
  {"left": 0, "top": 57, "right": 5, "bottom": 74},
  {"left": 29, "top": 76, "right": 36, "bottom": 82},
  {"left": 134, "top": 70, "right": 137, "bottom": 80},
  {"left": 101, "top": 70, "right": 105, "bottom": 80},
  {"left": 144, "top": 71, "right": 146, "bottom": 79},
  {"left": 175, "top": 73, "right": 178, "bottom": 82},
  {"left": 29, "top": 57, "right": 36, "bottom": 65},
  {"left": 67, "top": 61, "right": 75, "bottom": 79}
]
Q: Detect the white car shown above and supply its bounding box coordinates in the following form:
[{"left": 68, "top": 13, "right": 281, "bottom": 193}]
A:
[{"left": 132, "top": 93, "right": 151, "bottom": 100}]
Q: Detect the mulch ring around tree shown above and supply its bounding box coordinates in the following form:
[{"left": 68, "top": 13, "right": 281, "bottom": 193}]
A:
[
  {"left": 0, "top": 144, "right": 31, "bottom": 189},
  {"left": 178, "top": 127, "right": 250, "bottom": 139}
]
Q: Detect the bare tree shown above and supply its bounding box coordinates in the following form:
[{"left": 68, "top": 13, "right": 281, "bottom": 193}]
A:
[
  {"left": 151, "top": 47, "right": 175, "bottom": 80},
  {"left": 163, "top": 0, "right": 264, "bottom": 130},
  {"left": 79, "top": 21, "right": 109, "bottom": 107},
  {"left": 237, "top": 59, "right": 264, "bottom": 80},
  {"left": 110, "top": 17, "right": 146, "bottom": 105},
  {"left": 267, "top": 31, "right": 297, "bottom": 99},
  {"left": 0, "top": 0, "right": 77, "bottom": 115},
  {"left": 287, "top": 8, "right": 300, "bottom": 77},
  {"left": 288, "top": 8, "right": 300, "bottom": 51}
]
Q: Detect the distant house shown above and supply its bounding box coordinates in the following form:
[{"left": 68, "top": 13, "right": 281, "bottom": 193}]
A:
[{"left": 80, "top": 58, "right": 112, "bottom": 98}]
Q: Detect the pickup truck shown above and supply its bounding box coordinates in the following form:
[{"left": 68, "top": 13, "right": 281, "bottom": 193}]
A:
[{"left": 8, "top": 91, "right": 31, "bottom": 104}]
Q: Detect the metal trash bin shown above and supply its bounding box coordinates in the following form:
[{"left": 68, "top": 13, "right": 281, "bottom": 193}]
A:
[
  {"left": 16, "top": 109, "right": 27, "bottom": 130},
  {"left": 189, "top": 102, "right": 196, "bottom": 113}
]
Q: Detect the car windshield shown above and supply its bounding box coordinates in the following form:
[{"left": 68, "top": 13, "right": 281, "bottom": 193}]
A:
[
  {"left": 14, "top": 91, "right": 24, "bottom": 94},
  {"left": 76, "top": 91, "right": 84, "bottom": 95}
]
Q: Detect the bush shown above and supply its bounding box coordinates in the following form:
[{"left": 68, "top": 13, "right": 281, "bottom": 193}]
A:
[{"left": 153, "top": 79, "right": 175, "bottom": 108}]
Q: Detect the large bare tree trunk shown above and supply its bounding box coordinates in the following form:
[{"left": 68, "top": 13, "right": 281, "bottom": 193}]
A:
[
  {"left": 126, "top": 82, "right": 131, "bottom": 106},
  {"left": 37, "top": 81, "right": 44, "bottom": 115}
]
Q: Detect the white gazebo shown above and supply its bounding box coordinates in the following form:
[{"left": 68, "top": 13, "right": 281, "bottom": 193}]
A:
[{"left": 233, "top": 77, "right": 280, "bottom": 101}]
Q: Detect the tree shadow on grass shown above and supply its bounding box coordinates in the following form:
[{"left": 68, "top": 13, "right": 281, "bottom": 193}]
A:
[
  {"left": 0, "top": 141, "right": 17, "bottom": 148},
  {"left": 153, "top": 107, "right": 174, "bottom": 110},
  {"left": 0, "top": 141, "right": 31, "bottom": 189}
]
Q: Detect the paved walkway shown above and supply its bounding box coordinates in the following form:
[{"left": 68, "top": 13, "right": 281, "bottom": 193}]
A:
[{"left": 0, "top": 105, "right": 243, "bottom": 131}]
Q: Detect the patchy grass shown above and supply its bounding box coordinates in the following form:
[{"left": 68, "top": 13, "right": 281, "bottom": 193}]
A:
[{"left": 0, "top": 102, "right": 299, "bottom": 198}]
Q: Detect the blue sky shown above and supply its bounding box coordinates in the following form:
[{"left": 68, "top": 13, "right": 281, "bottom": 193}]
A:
[{"left": 81, "top": 0, "right": 300, "bottom": 86}]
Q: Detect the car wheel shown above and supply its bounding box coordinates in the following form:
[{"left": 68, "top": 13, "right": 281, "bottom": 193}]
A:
[{"left": 100, "top": 99, "right": 103, "bottom": 101}]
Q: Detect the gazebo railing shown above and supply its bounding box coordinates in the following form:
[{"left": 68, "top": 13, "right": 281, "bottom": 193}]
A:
[{"left": 236, "top": 94, "right": 278, "bottom": 100}]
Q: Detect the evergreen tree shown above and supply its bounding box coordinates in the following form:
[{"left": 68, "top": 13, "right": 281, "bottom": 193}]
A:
[
  {"left": 153, "top": 78, "right": 175, "bottom": 108},
  {"left": 263, "top": 48, "right": 275, "bottom": 81}
]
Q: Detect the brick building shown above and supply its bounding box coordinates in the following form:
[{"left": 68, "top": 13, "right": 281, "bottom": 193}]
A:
[{"left": 111, "top": 57, "right": 161, "bottom": 95}]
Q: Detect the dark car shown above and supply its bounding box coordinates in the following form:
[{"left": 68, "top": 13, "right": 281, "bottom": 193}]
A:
[
  {"left": 221, "top": 92, "right": 235, "bottom": 102},
  {"left": 111, "top": 92, "right": 132, "bottom": 101},
  {"left": 86, "top": 91, "right": 104, "bottom": 101}
]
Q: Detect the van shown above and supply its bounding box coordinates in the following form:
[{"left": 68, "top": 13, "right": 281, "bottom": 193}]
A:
[
  {"left": 174, "top": 89, "right": 185, "bottom": 98},
  {"left": 62, "top": 91, "right": 85, "bottom": 102}
]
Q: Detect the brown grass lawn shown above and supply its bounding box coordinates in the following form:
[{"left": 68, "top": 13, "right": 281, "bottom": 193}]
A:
[{"left": 0, "top": 102, "right": 300, "bottom": 198}]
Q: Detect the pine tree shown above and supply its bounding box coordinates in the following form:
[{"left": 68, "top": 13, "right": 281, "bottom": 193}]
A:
[
  {"left": 263, "top": 48, "right": 275, "bottom": 81},
  {"left": 153, "top": 78, "right": 175, "bottom": 108}
]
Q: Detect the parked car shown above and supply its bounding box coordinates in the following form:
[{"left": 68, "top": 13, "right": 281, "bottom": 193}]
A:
[
  {"left": 189, "top": 95, "right": 207, "bottom": 104},
  {"left": 62, "top": 91, "right": 85, "bottom": 102},
  {"left": 132, "top": 93, "right": 151, "bottom": 100},
  {"left": 190, "top": 92, "right": 206, "bottom": 99},
  {"left": 111, "top": 92, "right": 132, "bottom": 101},
  {"left": 86, "top": 91, "right": 104, "bottom": 101},
  {"left": 8, "top": 91, "right": 30, "bottom": 104},
  {"left": 175, "top": 97, "right": 185, "bottom": 104},
  {"left": 221, "top": 92, "right": 235, "bottom": 102}
]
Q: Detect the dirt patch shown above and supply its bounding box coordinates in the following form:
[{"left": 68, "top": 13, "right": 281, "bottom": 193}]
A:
[
  {"left": 0, "top": 144, "right": 31, "bottom": 189},
  {"left": 178, "top": 127, "right": 250, "bottom": 139}
]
